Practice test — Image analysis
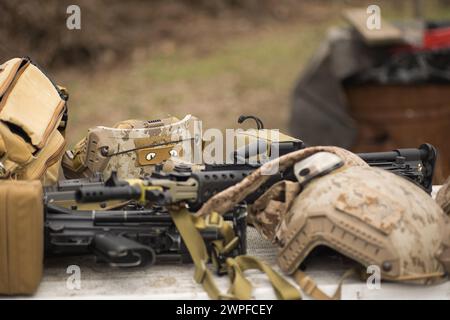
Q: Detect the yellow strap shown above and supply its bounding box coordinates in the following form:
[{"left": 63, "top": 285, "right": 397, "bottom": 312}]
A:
[
  {"left": 192, "top": 212, "right": 235, "bottom": 244},
  {"left": 293, "top": 268, "right": 355, "bottom": 300},
  {"left": 170, "top": 208, "right": 235, "bottom": 299},
  {"left": 170, "top": 208, "right": 302, "bottom": 300},
  {"left": 227, "top": 256, "right": 302, "bottom": 300}
]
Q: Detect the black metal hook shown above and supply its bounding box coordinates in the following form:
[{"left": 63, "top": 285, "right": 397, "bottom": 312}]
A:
[{"left": 237, "top": 115, "right": 265, "bottom": 130}]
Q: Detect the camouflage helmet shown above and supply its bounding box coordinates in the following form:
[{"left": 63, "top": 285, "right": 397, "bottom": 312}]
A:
[
  {"left": 198, "top": 146, "right": 450, "bottom": 284},
  {"left": 436, "top": 177, "right": 450, "bottom": 216},
  {"left": 62, "top": 115, "right": 202, "bottom": 179}
]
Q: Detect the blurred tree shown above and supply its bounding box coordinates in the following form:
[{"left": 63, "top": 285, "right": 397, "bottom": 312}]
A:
[{"left": 0, "top": 0, "right": 280, "bottom": 68}]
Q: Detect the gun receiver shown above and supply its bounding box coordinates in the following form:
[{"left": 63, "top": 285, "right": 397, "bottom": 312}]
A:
[
  {"left": 232, "top": 131, "right": 436, "bottom": 193},
  {"left": 44, "top": 179, "right": 247, "bottom": 268},
  {"left": 45, "top": 204, "right": 247, "bottom": 268},
  {"left": 356, "top": 143, "right": 436, "bottom": 193}
]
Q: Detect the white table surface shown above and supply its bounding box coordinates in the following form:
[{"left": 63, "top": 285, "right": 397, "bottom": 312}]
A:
[{"left": 30, "top": 186, "right": 450, "bottom": 300}]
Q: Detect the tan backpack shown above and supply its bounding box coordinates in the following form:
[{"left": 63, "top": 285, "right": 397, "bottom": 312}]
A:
[
  {"left": 0, "top": 57, "right": 68, "bottom": 185},
  {"left": 0, "top": 57, "right": 68, "bottom": 295}
]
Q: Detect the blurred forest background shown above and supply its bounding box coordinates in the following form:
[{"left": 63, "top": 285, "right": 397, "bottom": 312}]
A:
[{"left": 1, "top": 0, "right": 450, "bottom": 145}]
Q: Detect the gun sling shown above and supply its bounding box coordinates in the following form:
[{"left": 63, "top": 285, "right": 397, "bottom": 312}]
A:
[{"left": 170, "top": 208, "right": 348, "bottom": 300}]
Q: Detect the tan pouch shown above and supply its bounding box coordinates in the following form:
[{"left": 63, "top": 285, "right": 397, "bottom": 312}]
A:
[
  {"left": 0, "top": 180, "right": 43, "bottom": 295},
  {"left": 0, "top": 57, "right": 67, "bottom": 184},
  {"left": 17, "top": 129, "right": 66, "bottom": 183}
]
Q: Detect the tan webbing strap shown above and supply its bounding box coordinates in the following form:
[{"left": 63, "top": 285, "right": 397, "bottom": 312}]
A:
[
  {"left": 170, "top": 208, "right": 236, "bottom": 299},
  {"left": 170, "top": 208, "right": 302, "bottom": 300},
  {"left": 192, "top": 212, "right": 236, "bottom": 244},
  {"left": 227, "top": 256, "right": 302, "bottom": 300},
  {"left": 223, "top": 258, "right": 254, "bottom": 299},
  {"left": 293, "top": 269, "right": 356, "bottom": 300}
]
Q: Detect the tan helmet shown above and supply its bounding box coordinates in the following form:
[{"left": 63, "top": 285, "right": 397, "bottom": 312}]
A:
[
  {"left": 62, "top": 114, "right": 202, "bottom": 179},
  {"left": 436, "top": 177, "right": 450, "bottom": 216},
  {"left": 199, "top": 146, "right": 450, "bottom": 284}
]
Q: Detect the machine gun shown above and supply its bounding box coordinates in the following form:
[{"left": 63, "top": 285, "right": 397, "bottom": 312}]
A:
[
  {"left": 44, "top": 144, "right": 436, "bottom": 269},
  {"left": 75, "top": 144, "right": 436, "bottom": 209}
]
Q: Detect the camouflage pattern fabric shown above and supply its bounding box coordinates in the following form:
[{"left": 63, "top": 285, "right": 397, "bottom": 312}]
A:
[
  {"left": 196, "top": 146, "right": 367, "bottom": 217},
  {"left": 62, "top": 115, "right": 202, "bottom": 179},
  {"left": 437, "top": 177, "right": 450, "bottom": 215}
]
